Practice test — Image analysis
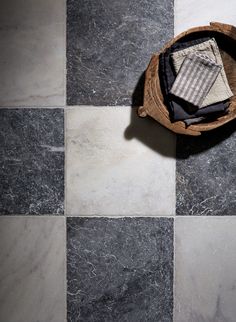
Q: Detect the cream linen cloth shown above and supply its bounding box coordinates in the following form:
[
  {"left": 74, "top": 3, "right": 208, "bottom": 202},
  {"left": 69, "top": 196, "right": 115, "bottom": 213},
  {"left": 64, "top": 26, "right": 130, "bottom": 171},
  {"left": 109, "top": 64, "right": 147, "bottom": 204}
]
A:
[{"left": 171, "top": 38, "right": 233, "bottom": 108}]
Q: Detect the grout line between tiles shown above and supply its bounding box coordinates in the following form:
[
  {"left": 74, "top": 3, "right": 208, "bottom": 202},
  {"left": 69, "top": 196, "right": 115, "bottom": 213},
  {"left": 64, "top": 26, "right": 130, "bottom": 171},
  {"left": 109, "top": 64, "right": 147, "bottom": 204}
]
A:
[
  {"left": 0, "top": 105, "right": 138, "bottom": 109},
  {"left": 0, "top": 215, "right": 65, "bottom": 217},
  {"left": 64, "top": 108, "right": 68, "bottom": 216},
  {"left": 174, "top": 134, "right": 177, "bottom": 218},
  {"left": 0, "top": 106, "right": 66, "bottom": 109},
  {"left": 173, "top": 215, "right": 236, "bottom": 218},
  {"left": 64, "top": 216, "right": 67, "bottom": 322},
  {"left": 65, "top": 215, "right": 176, "bottom": 218},
  {"left": 1, "top": 215, "right": 233, "bottom": 218},
  {"left": 173, "top": 217, "right": 176, "bottom": 322},
  {"left": 63, "top": 0, "right": 67, "bottom": 108},
  {"left": 65, "top": 105, "right": 138, "bottom": 109}
]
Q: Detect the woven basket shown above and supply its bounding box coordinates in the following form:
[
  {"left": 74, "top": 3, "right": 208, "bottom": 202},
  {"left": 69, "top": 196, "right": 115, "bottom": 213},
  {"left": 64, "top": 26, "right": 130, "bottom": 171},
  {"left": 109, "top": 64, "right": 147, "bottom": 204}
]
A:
[{"left": 138, "top": 22, "right": 236, "bottom": 136}]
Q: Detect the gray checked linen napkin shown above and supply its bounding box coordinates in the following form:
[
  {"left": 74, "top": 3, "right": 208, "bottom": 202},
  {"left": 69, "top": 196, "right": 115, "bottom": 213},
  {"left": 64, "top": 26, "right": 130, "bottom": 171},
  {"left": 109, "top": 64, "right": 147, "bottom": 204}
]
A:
[
  {"left": 171, "top": 38, "right": 233, "bottom": 108},
  {"left": 170, "top": 52, "right": 222, "bottom": 107}
]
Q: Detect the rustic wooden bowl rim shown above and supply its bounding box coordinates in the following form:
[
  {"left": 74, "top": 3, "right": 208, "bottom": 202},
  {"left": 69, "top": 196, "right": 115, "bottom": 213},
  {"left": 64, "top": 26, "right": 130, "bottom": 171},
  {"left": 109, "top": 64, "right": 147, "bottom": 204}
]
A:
[{"left": 139, "top": 22, "right": 236, "bottom": 136}]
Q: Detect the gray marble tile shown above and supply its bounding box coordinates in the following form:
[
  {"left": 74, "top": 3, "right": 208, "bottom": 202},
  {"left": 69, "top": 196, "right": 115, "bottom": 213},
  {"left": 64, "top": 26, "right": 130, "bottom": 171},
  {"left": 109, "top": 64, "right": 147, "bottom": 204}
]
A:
[
  {"left": 175, "top": 217, "right": 236, "bottom": 322},
  {"left": 0, "top": 0, "right": 65, "bottom": 107},
  {"left": 0, "top": 217, "right": 66, "bottom": 322},
  {"left": 67, "top": 0, "right": 174, "bottom": 105},
  {"left": 67, "top": 217, "right": 173, "bottom": 322},
  {"left": 66, "top": 107, "right": 176, "bottom": 216},
  {"left": 176, "top": 120, "right": 236, "bottom": 216},
  {"left": 0, "top": 109, "right": 64, "bottom": 215}
]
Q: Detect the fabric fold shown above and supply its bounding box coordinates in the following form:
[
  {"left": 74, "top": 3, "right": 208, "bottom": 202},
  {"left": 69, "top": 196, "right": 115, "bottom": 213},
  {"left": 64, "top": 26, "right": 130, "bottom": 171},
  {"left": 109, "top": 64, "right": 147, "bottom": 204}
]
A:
[
  {"left": 159, "top": 37, "right": 229, "bottom": 122},
  {"left": 170, "top": 52, "right": 222, "bottom": 107},
  {"left": 171, "top": 38, "right": 233, "bottom": 107}
]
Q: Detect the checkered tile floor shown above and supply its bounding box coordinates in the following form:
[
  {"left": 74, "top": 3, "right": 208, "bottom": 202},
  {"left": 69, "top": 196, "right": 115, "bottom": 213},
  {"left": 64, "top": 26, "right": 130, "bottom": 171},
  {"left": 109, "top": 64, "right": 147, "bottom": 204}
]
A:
[{"left": 0, "top": 0, "right": 235, "bottom": 321}]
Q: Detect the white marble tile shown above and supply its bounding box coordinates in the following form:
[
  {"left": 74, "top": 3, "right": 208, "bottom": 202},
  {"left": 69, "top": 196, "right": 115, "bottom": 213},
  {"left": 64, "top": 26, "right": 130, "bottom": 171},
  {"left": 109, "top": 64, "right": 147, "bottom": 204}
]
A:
[
  {"left": 66, "top": 106, "right": 176, "bottom": 216},
  {"left": 0, "top": 0, "right": 65, "bottom": 106},
  {"left": 0, "top": 0, "right": 65, "bottom": 26},
  {"left": 0, "top": 217, "right": 66, "bottom": 322},
  {"left": 175, "top": 0, "right": 236, "bottom": 35},
  {"left": 175, "top": 217, "right": 236, "bottom": 322}
]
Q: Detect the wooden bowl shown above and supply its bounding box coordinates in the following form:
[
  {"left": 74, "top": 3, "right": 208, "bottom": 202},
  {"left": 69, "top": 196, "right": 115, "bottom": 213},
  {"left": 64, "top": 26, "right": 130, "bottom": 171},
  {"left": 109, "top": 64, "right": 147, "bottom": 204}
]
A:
[{"left": 138, "top": 22, "right": 236, "bottom": 136}]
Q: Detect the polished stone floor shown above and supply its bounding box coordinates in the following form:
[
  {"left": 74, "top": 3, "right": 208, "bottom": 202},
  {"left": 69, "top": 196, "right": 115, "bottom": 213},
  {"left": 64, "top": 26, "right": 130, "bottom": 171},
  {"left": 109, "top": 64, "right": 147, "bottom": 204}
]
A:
[
  {"left": 67, "top": 0, "right": 173, "bottom": 106},
  {"left": 0, "top": 0, "right": 235, "bottom": 321},
  {"left": 67, "top": 217, "right": 173, "bottom": 322}
]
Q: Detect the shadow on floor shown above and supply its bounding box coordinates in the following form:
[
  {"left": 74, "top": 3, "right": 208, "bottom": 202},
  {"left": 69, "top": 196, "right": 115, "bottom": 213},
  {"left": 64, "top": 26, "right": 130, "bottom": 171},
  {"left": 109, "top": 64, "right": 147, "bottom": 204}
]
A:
[
  {"left": 124, "top": 107, "right": 176, "bottom": 158},
  {"left": 124, "top": 71, "right": 176, "bottom": 158},
  {"left": 125, "top": 71, "right": 236, "bottom": 159},
  {"left": 176, "top": 119, "right": 236, "bottom": 159}
]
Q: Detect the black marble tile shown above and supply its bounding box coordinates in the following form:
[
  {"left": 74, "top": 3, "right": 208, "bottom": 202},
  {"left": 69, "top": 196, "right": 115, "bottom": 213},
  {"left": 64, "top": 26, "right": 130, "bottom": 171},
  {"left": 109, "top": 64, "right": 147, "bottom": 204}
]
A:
[
  {"left": 176, "top": 120, "right": 236, "bottom": 216},
  {"left": 67, "top": 0, "right": 174, "bottom": 106},
  {"left": 67, "top": 217, "right": 173, "bottom": 322},
  {"left": 0, "top": 109, "right": 64, "bottom": 215}
]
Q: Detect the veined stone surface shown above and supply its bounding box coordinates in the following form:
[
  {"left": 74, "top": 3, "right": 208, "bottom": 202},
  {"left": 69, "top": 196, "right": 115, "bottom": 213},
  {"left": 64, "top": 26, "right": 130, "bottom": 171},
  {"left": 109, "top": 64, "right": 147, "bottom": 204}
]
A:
[
  {"left": 176, "top": 120, "right": 236, "bottom": 216},
  {"left": 175, "top": 217, "right": 236, "bottom": 322},
  {"left": 0, "top": 0, "right": 65, "bottom": 106},
  {"left": 0, "top": 217, "right": 66, "bottom": 322},
  {"left": 175, "top": 0, "right": 236, "bottom": 35},
  {"left": 67, "top": 217, "right": 173, "bottom": 322},
  {"left": 0, "top": 108, "right": 64, "bottom": 215},
  {"left": 66, "top": 106, "right": 176, "bottom": 216},
  {"left": 67, "top": 0, "right": 174, "bottom": 105}
]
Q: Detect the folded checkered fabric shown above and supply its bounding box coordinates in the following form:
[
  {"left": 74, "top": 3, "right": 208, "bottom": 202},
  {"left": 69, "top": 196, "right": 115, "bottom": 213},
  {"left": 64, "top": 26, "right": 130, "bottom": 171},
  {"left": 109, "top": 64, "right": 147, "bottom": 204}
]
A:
[
  {"left": 170, "top": 52, "right": 222, "bottom": 107},
  {"left": 159, "top": 37, "right": 229, "bottom": 121},
  {"left": 171, "top": 38, "right": 233, "bottom": 108}
]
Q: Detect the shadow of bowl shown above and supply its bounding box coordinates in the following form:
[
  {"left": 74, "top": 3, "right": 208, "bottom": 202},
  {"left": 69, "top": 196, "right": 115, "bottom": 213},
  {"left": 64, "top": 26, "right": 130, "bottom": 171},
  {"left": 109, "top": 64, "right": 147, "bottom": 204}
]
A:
[
  {"left": 124, "top": 107, "right": 176, "bottom": 158},
  {"left": 125, "top": 70, "right": 236, "bottom": 159}
]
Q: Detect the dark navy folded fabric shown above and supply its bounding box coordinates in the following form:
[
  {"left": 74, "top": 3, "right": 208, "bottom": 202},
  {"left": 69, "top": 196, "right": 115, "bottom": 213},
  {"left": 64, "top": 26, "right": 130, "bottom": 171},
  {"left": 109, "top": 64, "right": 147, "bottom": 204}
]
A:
[{"left": 159, "top": 37, "right": 229, "bottom": 121}]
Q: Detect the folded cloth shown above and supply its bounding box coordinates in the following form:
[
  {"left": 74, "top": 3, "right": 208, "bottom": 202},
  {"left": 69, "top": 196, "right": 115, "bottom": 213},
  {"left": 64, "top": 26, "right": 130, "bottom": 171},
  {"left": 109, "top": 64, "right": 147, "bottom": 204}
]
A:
[
  {"left": 184, "top": 116, "right": 206, "bottom": 126},
  {"left": 171, "top": 38, "right": 233, "bottom": 107},
  {"left": 159, "top": 37, "right": 229, "bottom": 121},
  {"left": 170, "top": 52, "right": 222, "bottom": 107},
  {"left": 183, "top": 107, "right": 229, "bottom": 126}
]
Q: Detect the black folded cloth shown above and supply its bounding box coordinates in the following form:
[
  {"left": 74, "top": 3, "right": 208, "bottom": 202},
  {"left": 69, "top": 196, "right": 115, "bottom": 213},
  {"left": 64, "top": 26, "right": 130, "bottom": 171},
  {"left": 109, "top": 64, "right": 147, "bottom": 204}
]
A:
[{"left": 159, "top": 37, "right": 229, "bottom": 123}]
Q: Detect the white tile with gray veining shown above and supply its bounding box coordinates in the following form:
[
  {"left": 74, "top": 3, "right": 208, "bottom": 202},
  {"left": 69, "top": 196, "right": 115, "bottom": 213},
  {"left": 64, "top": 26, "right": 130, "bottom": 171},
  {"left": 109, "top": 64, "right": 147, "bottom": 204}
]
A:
[
  {"left": 0, "top": 0, "right": 65, "bottom": 107},
  {"left": 66, "top": 106, "right": 176, "bottom": 216},
  {"left": 0, "top": 217, "right": 66, "bottom": 322},
  {"left": 175, "top": 217, "right": 236, "bottom": 322},
  {"left": 175, "top": 0, "right": 236, "bottom": 35}
]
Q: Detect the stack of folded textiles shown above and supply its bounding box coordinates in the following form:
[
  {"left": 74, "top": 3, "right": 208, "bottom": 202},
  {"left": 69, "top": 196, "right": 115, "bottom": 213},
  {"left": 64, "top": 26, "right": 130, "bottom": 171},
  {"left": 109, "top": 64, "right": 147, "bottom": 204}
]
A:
[{"left": 159, "top": 37, "right": 233, "bottom": 126}]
